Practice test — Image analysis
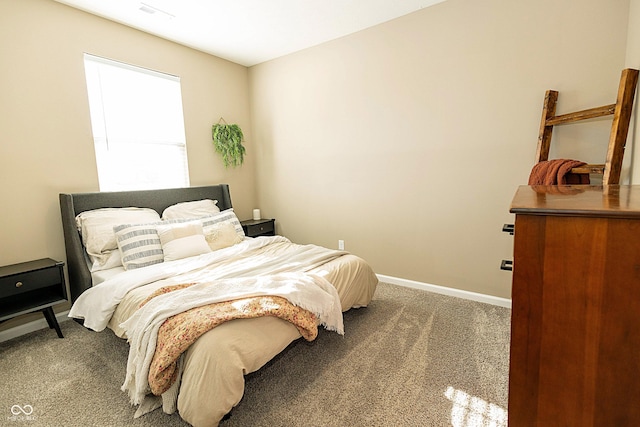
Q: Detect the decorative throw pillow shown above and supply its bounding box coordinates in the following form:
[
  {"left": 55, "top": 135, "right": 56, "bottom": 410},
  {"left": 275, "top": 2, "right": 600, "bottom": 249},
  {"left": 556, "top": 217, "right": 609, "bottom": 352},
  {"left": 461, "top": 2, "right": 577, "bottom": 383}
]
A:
[
  {"left": 161, "top": 199, "right": 220, "bottom": 220},
  {"left": 200, "top": 208, "right": 245, "bottom": 240},
  {"left": 114, "top": 223, "right": 164, "bottom": 270},
  {"left": 76, "top": 207, "right": 161, "bottom": 268},
  {"left": 205, "top": 221, "right": 244, "bottom": 251},
  {"left": 156, "top": 221, "right": 212, "bottom": 262}
]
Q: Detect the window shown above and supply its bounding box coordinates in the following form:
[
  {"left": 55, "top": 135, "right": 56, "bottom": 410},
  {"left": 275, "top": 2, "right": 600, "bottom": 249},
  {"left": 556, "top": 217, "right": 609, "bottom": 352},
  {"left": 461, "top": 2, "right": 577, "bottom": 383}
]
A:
[{"left": 83, "top": 54, "right": 190, "bottom": 191}]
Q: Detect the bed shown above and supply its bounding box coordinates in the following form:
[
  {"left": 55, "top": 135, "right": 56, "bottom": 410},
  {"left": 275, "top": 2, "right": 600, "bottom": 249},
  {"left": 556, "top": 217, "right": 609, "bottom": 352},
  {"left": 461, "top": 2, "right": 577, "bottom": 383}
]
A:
[{"left": 59, "top": 184, "right": 378, "bottom": 427}]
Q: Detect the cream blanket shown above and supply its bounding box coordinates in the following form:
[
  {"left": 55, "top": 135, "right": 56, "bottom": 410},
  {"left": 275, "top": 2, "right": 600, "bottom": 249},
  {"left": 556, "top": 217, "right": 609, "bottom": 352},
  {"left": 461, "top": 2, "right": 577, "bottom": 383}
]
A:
[
  {"left": 68, "top": 236, "right": 346, "bottom": 331},
  {"left": 120, "top": 272, "right": 343, "bottom": 407}
]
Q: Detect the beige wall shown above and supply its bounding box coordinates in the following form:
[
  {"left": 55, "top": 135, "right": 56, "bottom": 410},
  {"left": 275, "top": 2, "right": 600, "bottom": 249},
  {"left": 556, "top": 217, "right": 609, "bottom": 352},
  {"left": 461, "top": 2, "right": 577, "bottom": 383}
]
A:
[
  {"left": 0, "top": 0, "right": 635, "bottom": 336},
  {"left": 0, "top": 0, "right": 254, "bottom": 330},
  {"left": 249, "top": 0, "right": 631, "bottom": 299}
]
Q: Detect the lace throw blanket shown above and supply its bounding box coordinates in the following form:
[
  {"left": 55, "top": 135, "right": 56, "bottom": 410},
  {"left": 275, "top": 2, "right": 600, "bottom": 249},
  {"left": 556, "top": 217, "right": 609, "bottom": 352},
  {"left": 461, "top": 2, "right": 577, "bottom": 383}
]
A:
[
  {"left": 120, "top": 272, "right": 344, "bottom": 408},
  {"left": 143, "top": 283, "right": 319, "bottom": 395}
]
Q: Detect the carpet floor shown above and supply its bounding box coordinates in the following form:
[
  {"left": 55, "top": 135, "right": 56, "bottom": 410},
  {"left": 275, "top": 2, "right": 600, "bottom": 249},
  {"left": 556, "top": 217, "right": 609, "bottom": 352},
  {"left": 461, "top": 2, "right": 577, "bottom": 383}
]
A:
[{"left": 0, "top": 282, "right": 511, "bottom": 426}]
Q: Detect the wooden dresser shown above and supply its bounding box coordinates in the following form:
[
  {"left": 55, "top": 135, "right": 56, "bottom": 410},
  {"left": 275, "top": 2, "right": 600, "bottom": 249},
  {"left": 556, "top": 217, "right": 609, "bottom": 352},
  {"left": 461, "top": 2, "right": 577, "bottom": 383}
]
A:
[{"left": 508, "top": 185, "right": 640, "bottom": 426}]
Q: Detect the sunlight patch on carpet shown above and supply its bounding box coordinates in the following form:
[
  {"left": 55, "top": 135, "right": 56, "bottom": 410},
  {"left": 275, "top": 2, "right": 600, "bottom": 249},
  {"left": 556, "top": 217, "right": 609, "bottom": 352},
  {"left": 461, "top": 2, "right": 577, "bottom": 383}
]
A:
[{"left": 445, "top": 386, "right": 507, "bottom": 427}]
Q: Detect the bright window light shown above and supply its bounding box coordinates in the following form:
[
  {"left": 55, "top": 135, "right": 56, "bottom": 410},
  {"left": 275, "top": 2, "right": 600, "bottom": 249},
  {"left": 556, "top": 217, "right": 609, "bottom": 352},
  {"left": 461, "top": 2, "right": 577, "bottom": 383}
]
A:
[
  {"left": 83, "top": 54, "right": 190, "bottom": 191},
  {"left": 445, "top": 386, "right": 507, "bottom": 427}
]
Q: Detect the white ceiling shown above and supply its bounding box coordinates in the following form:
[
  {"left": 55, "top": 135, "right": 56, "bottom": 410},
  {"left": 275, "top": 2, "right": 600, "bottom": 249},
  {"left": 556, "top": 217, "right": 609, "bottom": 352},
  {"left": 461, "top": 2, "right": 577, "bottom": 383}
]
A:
[{"left": 54, "top": 0, "right": 446, "bottom": 66}]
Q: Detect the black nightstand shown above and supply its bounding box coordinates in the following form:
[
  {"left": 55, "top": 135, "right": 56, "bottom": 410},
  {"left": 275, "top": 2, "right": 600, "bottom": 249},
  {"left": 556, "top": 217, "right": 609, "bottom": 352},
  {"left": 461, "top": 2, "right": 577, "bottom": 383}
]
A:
[
  {"left": 0, "top": 258, "right": 67, "bottom": 338},
  {"left": 241, "top": 218, "right": 276, "bottom": 237}
]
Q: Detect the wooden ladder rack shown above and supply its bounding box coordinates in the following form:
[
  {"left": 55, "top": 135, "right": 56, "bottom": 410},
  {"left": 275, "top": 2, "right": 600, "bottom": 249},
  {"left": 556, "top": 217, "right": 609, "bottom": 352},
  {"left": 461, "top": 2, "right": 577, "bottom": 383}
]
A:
[{"left": 535, "top": 68, "right": 639, "bottom": 185}]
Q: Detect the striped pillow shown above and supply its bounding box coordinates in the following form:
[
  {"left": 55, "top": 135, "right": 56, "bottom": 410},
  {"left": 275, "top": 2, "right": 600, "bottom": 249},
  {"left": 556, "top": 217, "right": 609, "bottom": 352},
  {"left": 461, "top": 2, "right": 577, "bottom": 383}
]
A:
[{"left": 114, "top": 223, "right": 164, "bottom": 270}]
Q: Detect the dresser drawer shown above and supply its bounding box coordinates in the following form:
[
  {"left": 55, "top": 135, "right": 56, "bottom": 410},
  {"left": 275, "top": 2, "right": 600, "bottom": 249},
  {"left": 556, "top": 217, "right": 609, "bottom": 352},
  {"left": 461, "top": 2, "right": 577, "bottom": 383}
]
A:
[{"left": 0, "top": 265, "right": 62, "bottom": 299}]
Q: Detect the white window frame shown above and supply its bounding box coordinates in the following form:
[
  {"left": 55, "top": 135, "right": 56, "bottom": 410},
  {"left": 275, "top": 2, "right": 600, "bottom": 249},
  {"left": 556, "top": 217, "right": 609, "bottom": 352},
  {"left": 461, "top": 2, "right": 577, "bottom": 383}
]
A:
[{"left": 83, "top": 54, "right": 190, "bottom": 191}]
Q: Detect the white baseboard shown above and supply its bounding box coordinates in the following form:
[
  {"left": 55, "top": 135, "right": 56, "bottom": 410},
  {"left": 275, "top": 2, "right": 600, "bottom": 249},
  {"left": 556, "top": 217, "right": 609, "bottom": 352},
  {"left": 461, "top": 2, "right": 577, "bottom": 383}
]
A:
[
  {"left": 377, "top": 274, "right": 512, "bottom": 309},
  {"left": 0, "top": 310, "right": 70, "bottom": 343},
  {"left": 0, "top": 277, "right": 511, "bottom": 342}
]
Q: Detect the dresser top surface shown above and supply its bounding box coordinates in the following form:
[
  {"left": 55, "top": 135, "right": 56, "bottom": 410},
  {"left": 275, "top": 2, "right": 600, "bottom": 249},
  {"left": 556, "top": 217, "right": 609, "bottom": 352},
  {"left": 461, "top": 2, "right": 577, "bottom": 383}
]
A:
[{"left": 510, "top": 185, "right": 640, "bottom": 218}]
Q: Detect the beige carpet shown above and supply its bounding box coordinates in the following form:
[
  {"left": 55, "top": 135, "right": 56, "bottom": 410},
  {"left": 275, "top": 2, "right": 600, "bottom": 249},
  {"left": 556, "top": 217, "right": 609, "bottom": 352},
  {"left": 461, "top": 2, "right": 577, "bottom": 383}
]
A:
[{"left": 0, "top": 282, "right": 511, "bottom": 426}]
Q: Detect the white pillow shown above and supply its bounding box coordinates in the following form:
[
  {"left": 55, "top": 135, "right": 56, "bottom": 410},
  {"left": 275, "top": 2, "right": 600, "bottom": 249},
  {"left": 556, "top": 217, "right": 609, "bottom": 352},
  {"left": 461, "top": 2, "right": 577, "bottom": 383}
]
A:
[
  {"left": 90, "top": 249, "right": 123, "bottom": 272},
  {"left": 75, "top": 208, "right": 161, "bottom": 267},
  {"left": 114, "top": 223, "right": 164, "bottom": 270},
  {"left": 157, "top": 221, "right": 211, "bottom": 262},
  {"left": 161, "top": 199, "right": 220, "bottom": 220},
  {"left": 205, "top": 221, "right": 244, "bottom": 251},
  {"left": 200, "top": 209, "right": 245, "bottom": 241}
]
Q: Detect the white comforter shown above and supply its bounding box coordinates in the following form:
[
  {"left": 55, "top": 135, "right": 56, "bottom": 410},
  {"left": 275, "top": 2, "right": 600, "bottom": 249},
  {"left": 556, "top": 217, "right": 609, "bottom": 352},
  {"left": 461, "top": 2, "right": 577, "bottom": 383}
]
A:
[{"left": 68, "top": 236, "right": 345, "bottom": 331}]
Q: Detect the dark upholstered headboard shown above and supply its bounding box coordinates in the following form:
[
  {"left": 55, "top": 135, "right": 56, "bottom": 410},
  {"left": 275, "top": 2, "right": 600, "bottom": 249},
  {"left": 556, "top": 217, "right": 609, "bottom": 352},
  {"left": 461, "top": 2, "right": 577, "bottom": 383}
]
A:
[{"left": 59, "top": 184, "right": 233, "bottom": 303}]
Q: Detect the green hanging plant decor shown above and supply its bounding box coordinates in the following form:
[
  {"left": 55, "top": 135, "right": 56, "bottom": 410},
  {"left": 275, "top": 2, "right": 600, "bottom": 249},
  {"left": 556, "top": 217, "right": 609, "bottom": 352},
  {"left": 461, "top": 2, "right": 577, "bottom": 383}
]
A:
[{"left": 211, "top": 118, "right": 246, "bottom": 168}]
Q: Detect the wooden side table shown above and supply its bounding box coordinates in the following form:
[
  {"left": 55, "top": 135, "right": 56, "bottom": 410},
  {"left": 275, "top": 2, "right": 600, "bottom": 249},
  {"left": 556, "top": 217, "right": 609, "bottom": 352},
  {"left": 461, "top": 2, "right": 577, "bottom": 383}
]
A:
[
  {"left": 0, "top": 258, "right": 67, "bottom": 338},
  {"left": 240, "top": 218, "right": 275, "bottom": 237}
]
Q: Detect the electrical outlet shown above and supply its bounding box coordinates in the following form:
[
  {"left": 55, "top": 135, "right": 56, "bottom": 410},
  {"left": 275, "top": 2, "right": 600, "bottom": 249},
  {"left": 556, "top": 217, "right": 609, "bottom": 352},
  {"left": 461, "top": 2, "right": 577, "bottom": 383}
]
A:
[{"left": 338, "top": 240, "right": 345, "bottom": 250}]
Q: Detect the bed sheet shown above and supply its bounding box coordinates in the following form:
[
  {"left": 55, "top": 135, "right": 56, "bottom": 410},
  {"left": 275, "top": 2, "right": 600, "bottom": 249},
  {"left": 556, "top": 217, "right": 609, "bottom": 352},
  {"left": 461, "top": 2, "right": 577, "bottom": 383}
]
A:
[{"left": 92, "top": 266, "right": 126, "bottom": 286}]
